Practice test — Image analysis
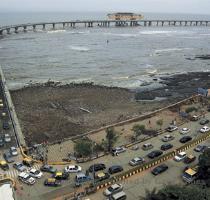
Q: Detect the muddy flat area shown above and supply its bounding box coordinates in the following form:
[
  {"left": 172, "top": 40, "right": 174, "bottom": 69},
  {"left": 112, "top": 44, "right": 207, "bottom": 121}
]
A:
[{"left": 10, "top": 72, "right": 210, "bottom": 146}]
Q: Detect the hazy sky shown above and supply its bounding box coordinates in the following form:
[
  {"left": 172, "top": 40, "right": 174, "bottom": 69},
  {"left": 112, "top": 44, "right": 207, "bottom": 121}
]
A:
[{"left": 0, "top": 0, "right": 209, "bottom": 14}]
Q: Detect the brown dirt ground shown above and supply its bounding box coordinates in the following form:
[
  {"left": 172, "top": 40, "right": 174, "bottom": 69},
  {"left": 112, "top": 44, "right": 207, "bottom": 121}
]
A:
[{"left": 10, "top": 83, "right": 176, "bottom": 146}]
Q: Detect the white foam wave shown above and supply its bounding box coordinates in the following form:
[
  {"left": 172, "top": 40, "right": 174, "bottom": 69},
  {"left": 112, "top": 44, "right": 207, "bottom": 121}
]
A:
[
  {"left": 104, "top": 33, "right": 138, "bottom": 37},
  {"left": 68, "top": 31, "right": 90, "bottom": 34},
  {"left": 155, "top": 48, "right": 192, "bottom": 53},
  {"left": 47, "top": 30, "right": 66, "bottom": 34},
  {"left": 69, "top": 45, "right": 90, "bottom": 52},
  {"left": 140, "top": 30, "right": 177, "bottom": 35},
  {"left": 111, "top": 76, "right": 129, "bottom": 80},
  {"left": 146, "top": 68, "right": 158, "bottom": 74}
]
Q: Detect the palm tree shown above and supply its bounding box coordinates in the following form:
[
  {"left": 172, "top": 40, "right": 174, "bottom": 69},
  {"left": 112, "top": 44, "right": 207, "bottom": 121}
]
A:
[
  {"left": 132, "top": 124, "right": 145, "bottom": 141},
  {"left": 105, "top": 127, "right": 118, "bottom": 152}
]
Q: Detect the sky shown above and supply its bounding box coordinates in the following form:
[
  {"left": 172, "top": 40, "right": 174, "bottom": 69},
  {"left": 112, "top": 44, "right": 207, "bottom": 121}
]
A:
[{"left": 0, "top": 0, "right": 209, "bottom": 14}]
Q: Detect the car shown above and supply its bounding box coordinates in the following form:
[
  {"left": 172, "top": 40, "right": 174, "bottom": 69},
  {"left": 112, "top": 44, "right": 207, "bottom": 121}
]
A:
[
  {"left": 161, "top": 135, "right": 175, "bottom": 142},
  {"left": 112, "top": 147, "right": 126, "bottom": 156},
  {"left": 64, "top": 165, "right": 82, "bottom": 173},
  {"left": 109, "top": 191, "right": 127, "bottom": 200},
  {"left": 29, "top": 168, "right": 43, "bottom": 178},
  {"left": 22, "top": 158, "right": 34, "bottom": 167},
  {"left": 200, "top": 119, "right": 209, "bottom": 125},
  {"left": 151, "top": 164, "right": 168, "bottom": 175},
  {"left": 174, "top": 152, "right": 187, "bottom": 161},
  {"left": 108, "top": 165, "right": 123, "bottom": 174},
  {"left": 10, "top": 147, "right": 18, "bottom": 156},
  {"left": 0, "top": 160, "right": 9, "bottom": 171},
  {"left": 89, "top": 163, "right": 106, "bottom": 172},
  {"left": 40, "top": 164, "right": 57, "bottom": 173},
  {"left": 3, "top": 152, "right": 14, "bottom": 163},
  {"left": 142, "top": 143, "right": 153, "bottom": 151},
  {"left": 166, "top": 125, "right": 178, "bottom": 132},
  {"left": 200, "top": 126, "right": 210, "bottom": 133},
  {"left": 131, "top": 145, "right": 139, "bottom": 151},
  {"left": 75, "top": 173, "right": 92, "bottom": 185},
  {"left": 44, "top": 178, "right": 61, "bottom": 187},
  {"left": 95, "top": 172, "right": 110, "bottom": 182},
  {"left": 18, "top": 172, "right": 36, "bottom": 185},
  {"left": 53, "top": 171, "right": 69, "bottom": 180},
  {"left": 129, "top": 157, "right": 145, "bottom": 166},
  {"left": 184, "top": 155, "right": 196, "bottom": 164},
  {"left": 104, "top": 183, "right": 123, "bottom": 196},
  {"left": 190, "top": 115, "right": 199, "bottom": 121},
  {"left": 180, "top": 128, "right": 190, "bottom": 134},
  {"left": 160, "top": 143, "right": 173, "bottom": 151},
  {"left": 3, "top": 122, "right": 10, "bottom": 130},
  {"left": 0, "top": 137, "right": 4, "bottom": 147},
  {"left": 13, "top": 162, "right": 27, "bottom": 172},
  {"left": 179, "top": 136, "right": 192, "bottom": 143},
  {"left": 147, "top": 150, "right": 163, "bottom": 159},
  {"left": 4, "top": 134, "right": 11, "bottom": 143},
  {"left": 194, "top": 145, "right": 207, "bottom": 153}
]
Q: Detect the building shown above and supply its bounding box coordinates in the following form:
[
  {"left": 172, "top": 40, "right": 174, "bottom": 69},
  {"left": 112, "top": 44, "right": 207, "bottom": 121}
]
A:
[
  {"left": 0, "top": 183, "right": 15, "bottom": 200},
  {"left": 107, "top": 12, "right": 143, "bottom": 20}
]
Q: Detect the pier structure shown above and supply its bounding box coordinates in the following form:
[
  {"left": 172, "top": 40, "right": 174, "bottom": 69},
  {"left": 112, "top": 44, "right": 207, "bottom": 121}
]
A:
[{"left": 0, "top": 20, "right": 210, "bottom": 35}]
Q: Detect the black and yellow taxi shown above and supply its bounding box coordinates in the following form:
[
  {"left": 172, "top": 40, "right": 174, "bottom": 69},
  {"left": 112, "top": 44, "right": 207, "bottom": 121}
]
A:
[
  {"left": 0, "top": 160, "right": 9, "bottom": 171},
  {"left": 44, "top": 178, "right": 61, "bottom": 187},
  {"left": 22, "top": 158, "right": 34, "bottom": 167},
  {"left": 53, "top": 171, "right": 69, "bottom": 180}
]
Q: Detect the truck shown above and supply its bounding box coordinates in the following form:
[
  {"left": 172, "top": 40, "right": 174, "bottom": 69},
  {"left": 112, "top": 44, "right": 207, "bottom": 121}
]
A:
[{"left": 182, "top": 165, "right": 199, "bottom": 183}]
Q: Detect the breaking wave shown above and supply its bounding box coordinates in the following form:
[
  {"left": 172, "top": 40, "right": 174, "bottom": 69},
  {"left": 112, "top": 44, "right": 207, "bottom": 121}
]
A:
[
  {"left": 47, "top": 30, "right": 66, "bottom": 34},
  {"left": 69, "top": 45, "right": 90, "bottom": 52},
  {"left": 155, "top": 48, "right": 193, "bottom": 53},
  {"left": 104, "top": 33, "right": 138, "bottom": 37}
]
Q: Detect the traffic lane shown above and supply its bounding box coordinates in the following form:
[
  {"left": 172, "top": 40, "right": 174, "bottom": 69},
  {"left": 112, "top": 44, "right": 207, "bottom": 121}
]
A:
[{"left": 87, "top": 138, "right": 210, "bottom": 200}]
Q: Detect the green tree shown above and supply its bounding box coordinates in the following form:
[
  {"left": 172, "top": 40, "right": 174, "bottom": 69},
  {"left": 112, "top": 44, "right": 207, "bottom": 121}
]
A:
[
  {"left": 105, "top": 127, "right": 119, "bottom": 152},
  {"left": 74, "top": 139, "right": 93, "bottom": 158},
  {"left": 156, "top": 119, "right": 163, "bottom": 130},
  {"left": 132, "top": 124, "right": 145, "bottom": 141},
  {"left": 198, "top": 148, "right": 210, "bottom": 180}
]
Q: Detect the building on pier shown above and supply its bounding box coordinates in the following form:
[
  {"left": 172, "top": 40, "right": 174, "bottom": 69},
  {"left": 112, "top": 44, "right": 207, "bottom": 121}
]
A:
[{"left": 107, "top": 12, "right": 143, "bottom": 20}]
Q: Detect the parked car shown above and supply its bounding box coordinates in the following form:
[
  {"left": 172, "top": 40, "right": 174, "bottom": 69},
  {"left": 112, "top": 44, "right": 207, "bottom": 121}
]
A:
[
  {"left": 64, "top": 165, "right": 82, "bottom": 173},
  {"left": 4, "top": 134, "right": 11, "bottom": 143},
  {"left": 10, "top": 147, "right": 18, "bottom": 156},
  {"left": 109, "top": 191, "right": 127, "bottom": 200},
  {"left": 129, "top": 157, "right": 145, "bottom": 166},
  {"left": 179, "top": 136, "right": 192, "bottom": 143},
  {"left": 53, "top": 171, "right": 69, "bottom": 180},
  {"left": 3, "top": 152, "right": 14, "bottom": 163},
  {"left": 0, "top": 160, "right": 9, "bottom": 171},
  {"left": 184, "top": 155, "right": 196, "bottom": 164},
  {"left": 89, "top": 163, "right": 106, "bottom": 172},
  {"left": 112, "top": 147, "right": 126, "bottom": 156},
  {"left": 160, "top": 143, "right": 173, "bottom": 151},
  {"left": 0, "top": 137, "right": 4, "bottom": 147},
  {"left": 44, "top": 178, "right": 61, "bottom": 187},
  {"left": 104, "top": 183, "right": 123, "bottom": 196},
  {"left": 29, "top": 168, "right": 43, "bottom": 178},
  {"left": 13, "top": 162, "right": 27, "bottom": 172},
  {"left": 174, "top": 152, "right": 187, "bottom": 161},
  {"left": 162, "top": 135, "right": 175, "bottom": 142},
  {"left": 142, "top": 143, "right": 153, "bottom": 151},
  {"left": 194, "top": 145, "right": 207, "bottom": 153},
  {"left": 151, "top": 164, "right": 168, "bottom": 175},
  {"left": 200, "top": 119, "right": 209, "bottom": 125},
  {"left": 95, "top": 172, "right": 110, "bottom": 182},
  {"left": 190, "top": 115, "right": 199, "bottom": 121},
  {"left": 75, "top": 173, "right": 92, "bottom": 185},
  {"left": 3, "top": 122, "right": 10, "bottom": 130},
  {"left": 166, "top": 125, "right": 178, "bottom": 132},
  {"left": 108, "top": 165, "right": 123, "bottom": 174},
  {"left": 131, "top": 145, "right": 139, "bottom": 151},
  {"left": 200, "top": 126, "right": 210, "bottom": 133},
  {"left": 40, "top": 164, "right": 57, "bottom": 173},
  {"left": 147, "top": 150, "right": 163, "bottom": 159},
  {"left": 180, "top": 128, "right": 190, "bottom": 134},
  {"left": 18, "top": 172, "right": 36, "bottom": 185}
]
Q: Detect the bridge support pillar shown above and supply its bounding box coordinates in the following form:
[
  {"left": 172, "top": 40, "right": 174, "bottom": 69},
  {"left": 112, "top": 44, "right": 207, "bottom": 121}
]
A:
[
  {"left": 15, "top": 27, "right": 18, "bottom": 33},
  {"left": 161, "top": 21, "right": 164, "bottom": 26},
  {"left": 179, "top": 21, "right": 182, "bottom": 26},
  {"left": 33, "top": 25, "right": 36, "bottom": 31},
  {"left": 149, "top": 21, "right": 152, "bottom": 26},
  {"left": 206, "top": 21, "right": 208, "bottom": 26},
  {"left": 23, "top": 26, "right": 27, "bottom": 32},
  {"left": 200, "top": 21, "right": 202, "bottom": 26},
  {"left": 196, "top": 21, "right": 198, "bottom": 26},
  {"left": 0, "top": 30, "right": 3, "bottom": 35},
  {"left": 63, "top": 23, "right": 65, "bottom": 28},
  {"left": 185, "top": 21, "right": 187, "bottom": 26},
  {"left": 156, "top": 21, "right": 159, "bottom": 26},
  {"left": 43, "top": 24, "right": 46, "bottom": 30},
  {"left": 6, "top": 28, "right": 10, "bottom": 34},
  {"left": 52, "top": 23, "right": 55, "bottom": 29},
  {"left": 144, "top": 21, "right": 147, "bottom": 26},
  {"left": 173, "top": 21, "right": 176, "bottom": 26}
]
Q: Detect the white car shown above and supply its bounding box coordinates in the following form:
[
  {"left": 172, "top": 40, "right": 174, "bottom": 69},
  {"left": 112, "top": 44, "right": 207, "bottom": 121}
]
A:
[
  {"left": 104, "top": 183, "right": 123, "bottom": 196},
  {"left": 129, "top": 157, "right": 145, "bottom": 166},
  {"left": 162, "top": 135, "right": 175, "bottom": 142},
  {"left": 174, "top": 152, "right": 186, "bottom": 162},
  {"left": 166, "top": 125, "right": 178, "bottom": 132},
  {"left": 18, "top": 172, "right": 36, "bottom": 185},
  {"left": 4, "top": 134, "right": 11, "bottom": 143},
  {"left": 200, "top": 126, "right": 210, "bottom": 133},
  {"left": 29, "top": 168, "right": 43, "bottom": 178},
  {"left": 180, "top": 128, "right": 190, "bottom": 134},
  {"left": 10, "top": 147, "right": 18, "bottom": 156},
  {"left": 64, "top": 165, "right": 82, "bottom": 173},
  {"left": 112, "top": 147, "right": 126, "bottom": 156}
]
